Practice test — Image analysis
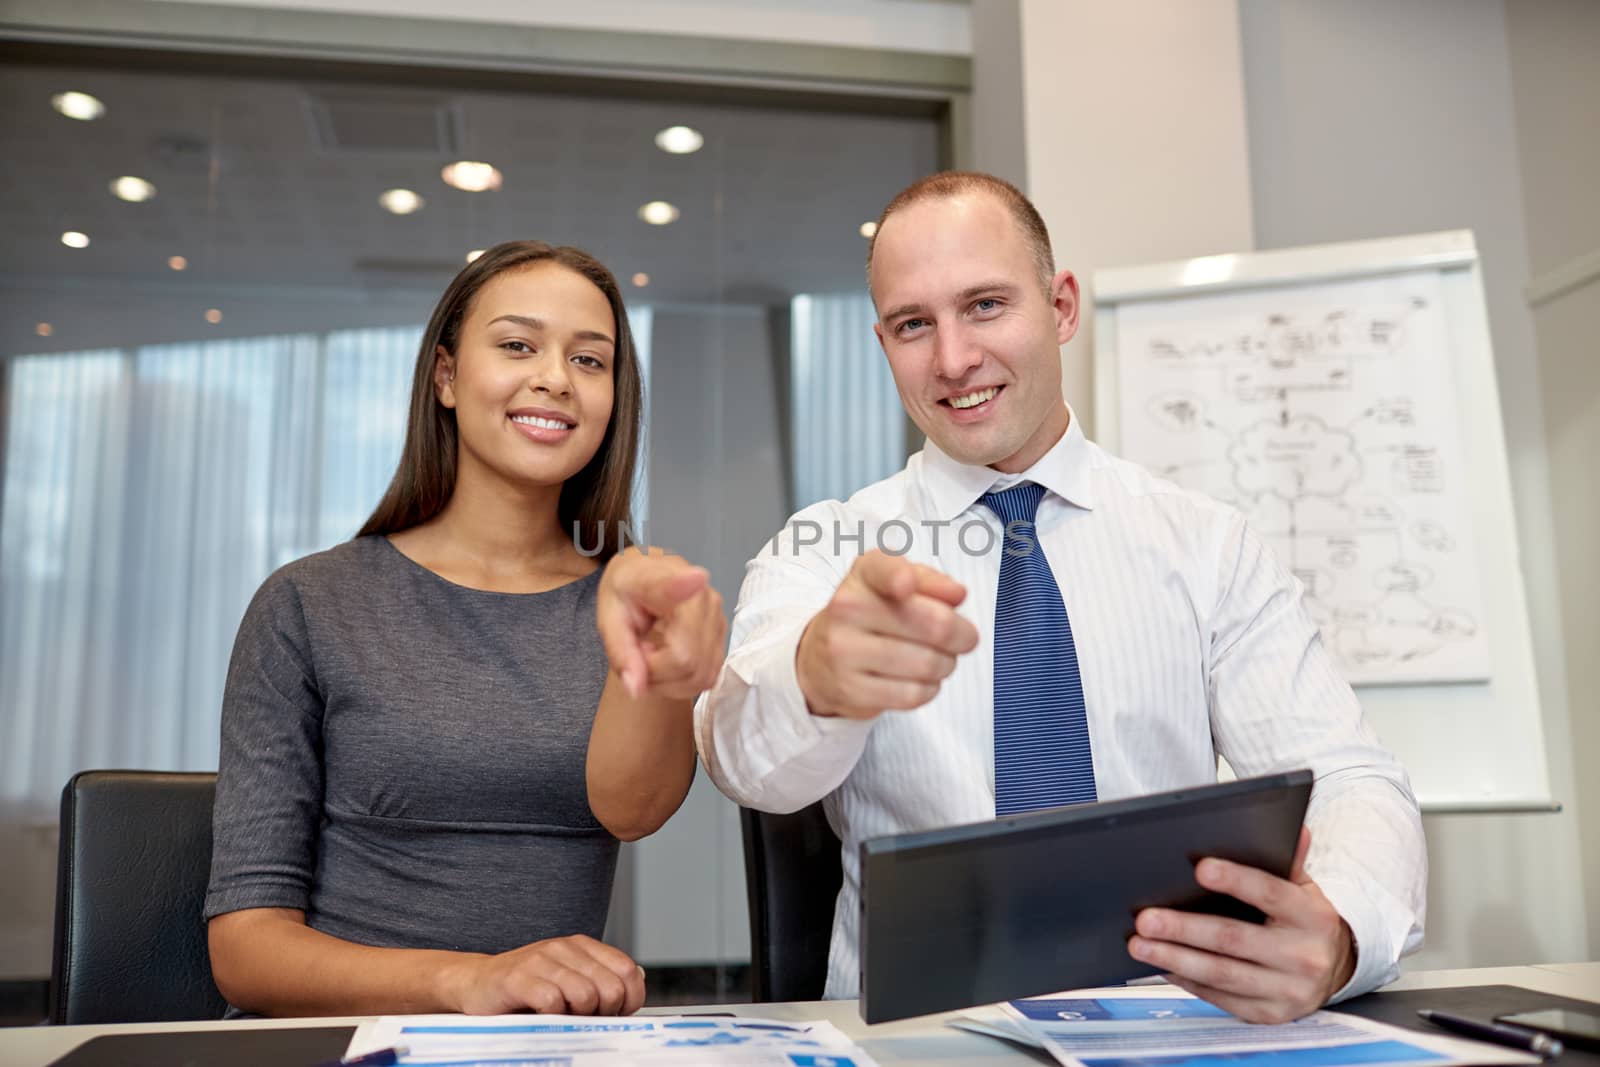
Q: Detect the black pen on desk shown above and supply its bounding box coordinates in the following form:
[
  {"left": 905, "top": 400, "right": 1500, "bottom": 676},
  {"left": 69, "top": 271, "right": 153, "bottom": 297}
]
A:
[
  {"left": 1417, "top": 1010, "right": 1564, "bottom": 1058},
  {"left": 309, "top": 1044, "right": 408, "bottom": 1067}
]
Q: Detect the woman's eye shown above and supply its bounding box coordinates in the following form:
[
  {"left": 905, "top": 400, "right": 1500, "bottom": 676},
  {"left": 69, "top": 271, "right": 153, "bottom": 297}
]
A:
[
  {"left": 501, "top": 340, "right": 533, "bottom": 354},
  {"left": 572, "top": 353, "right": 605, "bottom": 369}
]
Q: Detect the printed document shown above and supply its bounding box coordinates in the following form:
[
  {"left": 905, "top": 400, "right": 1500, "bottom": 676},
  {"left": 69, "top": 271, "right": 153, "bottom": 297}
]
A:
[
  {"left": 347, "top": 1013, "right": 879, "bottom": 1066},
  {"left": 952, "top": 986, "right": 1542, "bottom": 1067}
]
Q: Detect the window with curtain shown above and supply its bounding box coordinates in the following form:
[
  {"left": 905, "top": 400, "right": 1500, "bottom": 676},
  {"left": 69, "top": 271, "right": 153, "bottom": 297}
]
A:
[
  {"left": 0, "top": 319, "right": 650, "bottom": 819},
  {"left": 789, "top": 292, "right": 905, "bottom": 509}
]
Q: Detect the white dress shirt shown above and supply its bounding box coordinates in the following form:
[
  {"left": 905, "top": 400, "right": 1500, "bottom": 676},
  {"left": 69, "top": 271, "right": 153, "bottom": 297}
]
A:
[{"left": 695, "top": 412, "right": 1426, "bottom": 1002}]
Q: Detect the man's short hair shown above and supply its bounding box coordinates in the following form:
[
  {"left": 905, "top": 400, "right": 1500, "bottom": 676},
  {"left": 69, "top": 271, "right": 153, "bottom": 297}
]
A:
[{"left": 866, "top": 171, "right": 1056, "bottom": 297}]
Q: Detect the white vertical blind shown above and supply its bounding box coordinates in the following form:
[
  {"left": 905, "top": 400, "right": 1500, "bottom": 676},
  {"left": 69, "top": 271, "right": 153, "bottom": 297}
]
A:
[
  {"left": 789, "top": 292, "right": 904, "bottom": 509},
  {"left": 1, "top": 351, "right": 127, "bottom": 802},
  {"left": 630, "top": 306, "right": 653, "bottom": 529},
  {"left": 319, "top": 326, "right": 424, "bottom": 548}
]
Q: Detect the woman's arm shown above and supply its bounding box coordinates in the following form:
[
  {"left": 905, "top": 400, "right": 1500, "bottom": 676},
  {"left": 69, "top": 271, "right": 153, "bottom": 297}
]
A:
[
  {"left": 587, "top": 672, "right": 699, "bottom": 841},
  {"left": 588, "top": 549, "right": 726, "bottom": 840},
  {"left": 209, "top": 908, "right": 645, "bottom": 1017}
]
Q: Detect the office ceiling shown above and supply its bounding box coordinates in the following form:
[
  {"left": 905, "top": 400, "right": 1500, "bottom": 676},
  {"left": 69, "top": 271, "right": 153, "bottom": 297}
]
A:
[{"left": 1, "top": 57, "right": 940, "bottom": 355}]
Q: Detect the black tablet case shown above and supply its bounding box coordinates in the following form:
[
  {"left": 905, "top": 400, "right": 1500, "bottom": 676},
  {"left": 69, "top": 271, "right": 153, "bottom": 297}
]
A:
[
  {"left": 860, "top": 769, "right": 1314, "bottom": 1022},
  {"left": 1341, "top": 985, "right": 1600, "bottom": 1066}
]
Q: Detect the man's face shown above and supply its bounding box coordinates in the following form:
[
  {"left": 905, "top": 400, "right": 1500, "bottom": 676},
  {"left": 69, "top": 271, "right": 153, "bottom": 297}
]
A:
[{"left": 870, "top": 192, "right": 1078, "bottom": 473}]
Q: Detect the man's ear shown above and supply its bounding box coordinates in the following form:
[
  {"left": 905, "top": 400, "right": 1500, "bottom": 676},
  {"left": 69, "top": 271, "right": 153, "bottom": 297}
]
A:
[
  {"left": 1051, "top": 269, "right": 1081, "bottom": 345},
  {"left": 433, "top": 344, "right": 457, "bottom": 408},
  {"left": 873, "top": 320, "right": 887, "bottom": 354}
]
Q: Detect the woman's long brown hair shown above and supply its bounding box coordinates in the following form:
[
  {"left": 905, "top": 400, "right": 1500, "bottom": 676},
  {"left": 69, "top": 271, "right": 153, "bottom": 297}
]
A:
[{"left": 357, "top": 241, "right": 643, "bottom": 560}]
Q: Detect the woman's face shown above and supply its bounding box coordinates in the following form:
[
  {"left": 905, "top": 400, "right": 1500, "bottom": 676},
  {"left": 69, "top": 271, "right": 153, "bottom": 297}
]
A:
[{"left": 437, "top": 261, "right": 618, "bottom": 495}]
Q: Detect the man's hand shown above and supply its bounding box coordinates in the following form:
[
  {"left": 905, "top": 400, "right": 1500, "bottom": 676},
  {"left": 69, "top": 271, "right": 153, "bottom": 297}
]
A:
[
  {"left": 598, "top": 548, "right": 726, "bottom": 700},
  {"left": 1127, "top": 827, "right": 1356, "bottom": 1023},
  {"left": 796, "top": 549, "right": 980, "bottom": 719},
  {"left": 440, "top": 934, "right": 647, "bottom": 1016}
]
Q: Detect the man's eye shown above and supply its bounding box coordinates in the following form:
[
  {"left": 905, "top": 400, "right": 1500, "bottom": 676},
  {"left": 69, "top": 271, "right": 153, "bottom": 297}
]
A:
[
  {"left": 975, "top": 298, "right": 999, "bottom": 312},
  {"left": 898, "top": 318, "right": 926, "bottom": 334}
]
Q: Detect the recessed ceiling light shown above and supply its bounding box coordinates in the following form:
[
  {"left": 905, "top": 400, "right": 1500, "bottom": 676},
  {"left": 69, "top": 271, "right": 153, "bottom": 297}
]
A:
[
  {"left": 441, "top": 162, "right": 502, "bottom": 192},
  {"left": 61, "top": 231, "right": 90, "bottom": 249},
  {"left": 168, "top": 255, "right": 188, "bottom": 271},
  {"left": 36, "top": 322, "right": 54, "bottom": 337},
  {"left": 205, "top": 308, "right": 223, "bottom": 324},
  {"left": 654, "top": 125, "right": 704, "bottom": 154},
  {"left": 638, "top": 201, "right": 680, "bottom": 226},
  {"left": 859, "top": 221, "right": 878, "bottom": 238},
  {"left": 378, "top": 188, "right": 425, "bottom": 215},
  {"left": 110, "top": 176, "right": 156, "bottom": 203},
  {"left": 466, "top": 249, "right": 485, "bottom": 263},
  {"left": 52, "top": 91, "right": 105, "bottom": 121},
  {"left": 632, "top": 272, "right": 650, "bottom": 287}
]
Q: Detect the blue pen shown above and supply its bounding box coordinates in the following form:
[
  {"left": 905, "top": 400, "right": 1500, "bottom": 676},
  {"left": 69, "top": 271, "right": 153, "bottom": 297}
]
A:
[{"left": 310, "top": 1044, "right": 408, "bottom": 1067}]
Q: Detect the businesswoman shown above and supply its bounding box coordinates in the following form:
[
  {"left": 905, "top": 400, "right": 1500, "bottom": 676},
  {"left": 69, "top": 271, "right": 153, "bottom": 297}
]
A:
[{"left": 205, "top": 241, "right": 724, "bottom": 1017}]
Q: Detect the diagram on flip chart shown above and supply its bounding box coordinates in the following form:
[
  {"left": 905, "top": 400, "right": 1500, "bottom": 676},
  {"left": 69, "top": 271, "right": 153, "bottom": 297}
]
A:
[{"left": 1113, "top": 270, "right": 1489, "bottom": 686}]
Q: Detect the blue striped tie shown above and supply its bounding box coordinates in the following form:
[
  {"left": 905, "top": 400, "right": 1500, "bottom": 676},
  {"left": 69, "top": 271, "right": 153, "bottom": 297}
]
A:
[{"left": 980, "top": 482, "right": 1097, "bottom": 816}]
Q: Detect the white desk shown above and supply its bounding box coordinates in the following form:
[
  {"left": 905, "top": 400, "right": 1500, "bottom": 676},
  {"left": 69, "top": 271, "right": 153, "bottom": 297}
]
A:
[{"left": 2, "top": 965, "right": 1596, "bottom": 1067}]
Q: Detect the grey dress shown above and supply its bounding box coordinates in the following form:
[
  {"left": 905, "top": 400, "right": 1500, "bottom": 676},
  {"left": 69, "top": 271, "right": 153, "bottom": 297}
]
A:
[{"left": 203, "top": 536, "right": 616, "bottom": 956}]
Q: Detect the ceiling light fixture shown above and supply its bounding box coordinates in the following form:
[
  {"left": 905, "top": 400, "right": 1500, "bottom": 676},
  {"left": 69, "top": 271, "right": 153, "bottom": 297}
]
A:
[
  {"left": 638, "top": 201, "right": 680, "bottom": 226},
  {"left": 168, "top": 255, "right": 188, "bottom": 271},
  {"left": 61, "top": 231, "right": 90, "bottom": 249},
  {"left": 52, "top": 91, "right": 105, "bottom": 121},
  {"left": 36, "top": 323, "right": 54, "bottom": 337},
  {"left": 632, "top": 272, "right": 650, "bottom": 287},
  {"left": 466, "top": 249, "right": 485, "bottom": 263},
  {"left": 654, "top": 126, "right": 705, "bottom": 155},
  {"left": 859, "top": 221, "right": 878, "bottom": 238},
  {"left": 378, "top": 188, "right": 425, "bottom": 215},
  {"left": 441, "top": 162, "right": 502, "bottom": 192},
  {"left": 205, "top": 308, "right": 223, "bottom": 324},
  {"left": 110, "top": 176, "right": 157, "bottom": 203}
]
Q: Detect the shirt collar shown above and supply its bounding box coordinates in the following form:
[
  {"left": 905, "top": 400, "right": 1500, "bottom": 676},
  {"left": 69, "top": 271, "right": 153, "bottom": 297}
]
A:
[{"left": 920, "top": 404, "right": 1096, "bottom": 521}]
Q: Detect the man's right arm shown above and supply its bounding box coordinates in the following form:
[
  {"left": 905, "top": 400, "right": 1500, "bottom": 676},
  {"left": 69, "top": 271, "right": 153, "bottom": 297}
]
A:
[
  {"left": 696, "top": 512, "right": 979, "bottom": 813},
  {"left": 694, "top": 512, "right": 873, "bottom": 813}
]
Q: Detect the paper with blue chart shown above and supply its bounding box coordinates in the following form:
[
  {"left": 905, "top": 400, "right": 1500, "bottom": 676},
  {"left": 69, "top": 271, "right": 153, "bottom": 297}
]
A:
[
  {"left": 1113, "top": 269, "right": 1489, "bottom": 686},
  {"left": 346, "top": 1013, "right": 878, "bottom": 1066},
  {"left": 953, "top": 986, "right": 1539, "bottom": 1067}
]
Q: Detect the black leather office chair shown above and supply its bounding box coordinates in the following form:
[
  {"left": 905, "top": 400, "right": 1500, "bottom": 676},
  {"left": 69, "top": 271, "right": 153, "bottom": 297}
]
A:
[
  {"left": 50, "top": 770, "right": 230, "bottom": 1024},
  {"left": 739, "top": 801, "right": 843, "bottom": 1002}
]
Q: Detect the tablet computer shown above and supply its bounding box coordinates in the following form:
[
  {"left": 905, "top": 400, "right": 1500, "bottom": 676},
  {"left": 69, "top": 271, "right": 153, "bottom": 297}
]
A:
[{"left": 859, "top": 768, "right": 1313, "bottom": 1022}]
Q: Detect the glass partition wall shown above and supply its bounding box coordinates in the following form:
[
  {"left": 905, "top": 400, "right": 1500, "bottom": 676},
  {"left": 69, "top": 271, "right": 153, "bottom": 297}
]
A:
[{"left": 0, "top": 40, "right": 941, "bottom": 1005}]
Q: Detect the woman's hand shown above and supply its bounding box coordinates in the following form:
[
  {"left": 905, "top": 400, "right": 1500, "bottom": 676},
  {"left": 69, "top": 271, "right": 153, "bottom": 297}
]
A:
[
  {"left": 597, "top": 547, "right": 726, "bottom": 700},
  {"left": 440, "top": 934, "right": 647, "bottom": 1015}
]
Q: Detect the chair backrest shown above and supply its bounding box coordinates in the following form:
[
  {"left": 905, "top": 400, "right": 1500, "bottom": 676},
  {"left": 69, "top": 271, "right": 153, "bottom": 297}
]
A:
[
  {"left": 739, "top": 801, "right": 843, "bottom": 1003},
  {"left": 50, "top": 769, "right": 229, "bottom": 1024}
]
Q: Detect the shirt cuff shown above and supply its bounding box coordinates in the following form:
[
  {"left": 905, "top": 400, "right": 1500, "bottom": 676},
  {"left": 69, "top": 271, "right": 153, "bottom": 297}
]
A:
[
  {"left": 1315, "top": 871, "right": 1410, "bottom": 1001},
  {"left": 698, "top": 623, "right": 873, "bottom": 811}
]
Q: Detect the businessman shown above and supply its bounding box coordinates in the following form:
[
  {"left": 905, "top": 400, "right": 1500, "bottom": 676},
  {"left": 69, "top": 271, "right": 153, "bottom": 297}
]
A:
[{"left": 695, "top": 171, "right": 1426, "bottom": 1023}]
